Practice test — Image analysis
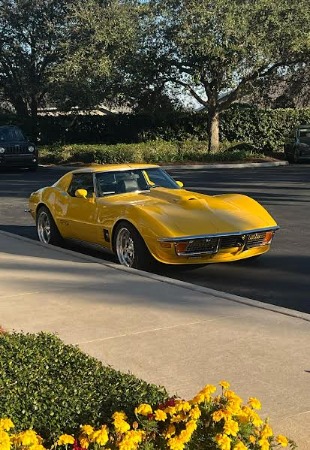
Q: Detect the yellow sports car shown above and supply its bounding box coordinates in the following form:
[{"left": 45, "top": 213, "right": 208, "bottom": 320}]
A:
[{"left": 28, "top": 164, "right": 279, "bottom": 269}]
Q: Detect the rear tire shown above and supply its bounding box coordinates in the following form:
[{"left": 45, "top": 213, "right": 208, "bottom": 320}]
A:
[
  {"left": 113, "top": 221, "right": 153, "bottom": 269},
  {"left": 36, "top": 206, "right": 62, "bottom": 245}
]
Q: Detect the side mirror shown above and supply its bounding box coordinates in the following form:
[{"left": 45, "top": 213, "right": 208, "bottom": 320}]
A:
[
  {"left": 75, "top": 188, "right": 88, "bottom": 199},
  {"left": 176, "top": 180, "right": 184, "bottom": 188}
]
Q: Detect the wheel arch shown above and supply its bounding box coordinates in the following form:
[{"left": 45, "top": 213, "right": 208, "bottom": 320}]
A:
[
  {"left": 111, "top": 219, "right": 140, "bottom": 253},
  {"left": 35, "top": 202, "right": 52, "bottom": 219}
]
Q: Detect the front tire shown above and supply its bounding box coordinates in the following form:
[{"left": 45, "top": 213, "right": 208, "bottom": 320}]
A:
[
  {"left": 36, "top": 206, "right": 62, "bottom": 245},
  {"left": 113, "top": 221, "right": 153, "bottom": 269}
]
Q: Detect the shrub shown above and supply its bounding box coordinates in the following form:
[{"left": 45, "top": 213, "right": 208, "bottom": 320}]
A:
[
  {"left": 0, "top": 332, "right": 168, "bottom": 445},
  {"left": 0, "top": 382, "right": 295, "bottom": 449},
  {"left": 2, "top": 107, "right": 310, "bottom": 150},
  {"left": 38, "top": 140, "right": 271, "bottom": 166}
]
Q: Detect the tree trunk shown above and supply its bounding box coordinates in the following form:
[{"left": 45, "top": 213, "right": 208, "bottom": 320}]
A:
[
  {"left": 30, "top": 95, "right": 38, "bottom": 142},
  {"left": 208, "top": 110, "right": 220, "bottom": 153},
  {"left": 12, "top": 95, "right": 29, "bottom": 117}
]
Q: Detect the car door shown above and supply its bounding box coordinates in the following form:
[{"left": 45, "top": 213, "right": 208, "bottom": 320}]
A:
[{"left": 65, "top": 172, "right": 100, "bottom": 243}]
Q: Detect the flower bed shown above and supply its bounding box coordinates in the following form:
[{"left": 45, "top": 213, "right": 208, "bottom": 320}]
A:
[{"left": 0, "top": 382, "right": 295, "bottom": 450}]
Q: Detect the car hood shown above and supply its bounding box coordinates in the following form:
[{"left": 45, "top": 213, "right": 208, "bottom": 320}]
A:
[{"left": 106, "top": 188, "right": 277, "bottom": 237}]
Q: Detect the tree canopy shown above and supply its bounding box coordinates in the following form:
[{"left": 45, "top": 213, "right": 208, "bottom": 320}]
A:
[
  {"left": 0, "top": 0, "right": 138, "bottom": 133},
  {"left": 0, "top": 0, "right": 72, "bottom": 119},
  {"left": 0, "top": 0, "right": 309, "bottom": 148},
  {"left": 140, "top": 0, "right": 310, "bottom": 150}
]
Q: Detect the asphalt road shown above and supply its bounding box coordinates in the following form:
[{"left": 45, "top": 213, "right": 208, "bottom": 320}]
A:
[{"left": 0, "top": 164, "right": 309, "bottom": 313}]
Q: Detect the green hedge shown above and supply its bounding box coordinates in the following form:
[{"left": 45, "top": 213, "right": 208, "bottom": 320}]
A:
[
  {"left": 2, "top": 106, "right": 310, "bottom": 151},
  {"left": 0, "top": 332, "right": 167, "bottom": 445},
  {"left": 39, "top": 140, "right": 267, "bottom": 165}
]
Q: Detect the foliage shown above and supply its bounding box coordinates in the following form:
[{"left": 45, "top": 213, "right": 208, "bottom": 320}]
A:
[
  {"left": 0, "top": 382, "right": 296, "bottom": 450},
  {"left": 0, "top": 332, "right": 168, "bottom": 445},
  {"left": 138, "top": 0, "right": 310, "bottom": 151},
  {"left": 0, "top": 0, "right": 73, "bottom": 121},
  {"left": 50, "top": 0, "right": 139, "bottom": 112},
  {"left": 38, "top": 140, "right": 272, "bottom": 166},
  {"left": 2, "top": 107, "right": 310, "bottom": 152},
  {"left": 0, "top": 0, "right": 138, "bottom": 136}
]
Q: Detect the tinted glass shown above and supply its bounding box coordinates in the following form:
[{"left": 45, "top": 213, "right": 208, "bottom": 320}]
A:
[
  {"left": 95, "top": 168, "right": 179, "bottom": 196},
  {"left": 0, "top": 127, "right": 26, "bottom": 142},
  {"left": 67, "top": 173, "right": 94, "bottom": 197}
]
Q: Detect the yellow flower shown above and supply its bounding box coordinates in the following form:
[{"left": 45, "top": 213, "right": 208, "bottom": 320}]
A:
[
  {"left": 185, "top": 419, "right": 197, "bottom": 435},
  {"left": 212, "top": 409, "right": 231, "bottom": 423},
  {"left": 112, "top": 411, "right": 127, "bottom": 421},
  {"left": 276, "top": 435, "right": 289, "bottom": 447},
  {"left": 215, "top": 433, "right": 231, "bottom": 450},
  {"left": 225, "top": 390, "right": 243, "bottom": 404},
  {"left": 80, "top": 425, "right": 94, "bottom": 436},
  {"left": 118, "top": 430, "right": 144, "bottom": 450},
  {"left": 31, "top": 445, "right": 46, "bottom": 450},
  {"left": 248, "top": 397, "right": 262, "bottom": 410},
  {"left": 134, "top": 403, "right": 152, "bottom": 416},
  {"left": 113, "top": 419, "right": 130, "bottom": 434},
  {"left": 167, "top": 436, "right": 185, "bottom": 450},
  {"left": 258, "top": 438, "right": 270, "bottom": 450},
  {"left": 0, "top": 419, "right": 14, "bottom": 432},
  {"left": 190, "top": 393, "right": 205, "bottom": 405},
  {"left": 16, "top": 430, "right": 39, "bottom": 446},
  {"left": 240, "top": 407, "right": 263, "bottom": 427},
  {"left": 260, "top": 424, "right": 273, "bottom": 439},
  {"left": 57, "top": 434, "right": 75, "bottom": 446},
  {"left": 91, "top": 426, "right": 109, "bottom": 446},
  {"left": 201, "top": 384, "right": 217, "bottom": 398},
  {"left": 212, "top": 410, "right": 226, "bottom": 422},
  {"left": 164, "top": 405, "right": 177, "bottom": 415},
  {"left": 249, "top": 435, "right": 256, "bottom": 444},
  {"left": 219, "top": 381, "right": 230, "bottom": 390},
  {"left": 112, "top": 411, "right": 130, "bottom": 434},
  {"left": 0, "top": 430, "right": 10, "bottom": 450},
  {"left": 154, "top": 409, "right": 167, "bottom": 421},
  {"left": 224, "top": 419, "right": 239, "bottom": 437},
  {"left": 79, "top": 437, "right": 89, "bottom": 449},
  {"left": 175, "top": 401, "right": 191, "bottom": 413},
  {"left": 189, "top": 406, "right": 201, "bottom": 420},
  {"left": 233, "top": 442, "right": 247, "bottom": 450}
]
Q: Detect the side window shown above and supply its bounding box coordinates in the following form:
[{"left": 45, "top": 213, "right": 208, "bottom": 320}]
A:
[
  {"left": 96, "top": 172, "right": 118, "bottom": 196},
  {"left": 67, "top": 173, "right": 94, "bottom": 198}
]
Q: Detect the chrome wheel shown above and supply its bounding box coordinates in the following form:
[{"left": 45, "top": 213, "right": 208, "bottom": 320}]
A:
[
  {"left": 116, "top": 227, "right": 135, "bottom": 267},
  {"left": 37, "top": 211, "right": 51, "bottom": 243}
]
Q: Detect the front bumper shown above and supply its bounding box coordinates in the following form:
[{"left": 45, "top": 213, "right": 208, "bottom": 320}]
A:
[{"left": 153, "top": 226, "right": 279, "bottom": 264}]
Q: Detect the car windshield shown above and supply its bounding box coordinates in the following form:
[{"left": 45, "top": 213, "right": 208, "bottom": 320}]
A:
[
  {"left": 299, "top": 129, "right": 310, "bottom": 144},
  {"left": 0, "top": 127, "right": 26, "bottom": 142},
  {"left": 95, "top": 167, "right": 180, "bottom": 197}
]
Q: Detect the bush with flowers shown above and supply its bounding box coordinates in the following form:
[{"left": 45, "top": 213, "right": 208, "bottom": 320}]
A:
[{"left": 0, "top": 381, "right": 296, "bottom": 450}]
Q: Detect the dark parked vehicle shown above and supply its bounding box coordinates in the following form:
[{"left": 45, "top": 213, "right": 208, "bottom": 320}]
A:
[
  {"left": 284, "top": 125, "right": 310, "bottom": 163},
  {"left": 0, "top": 125, "right": 38, "bottom": 170}
]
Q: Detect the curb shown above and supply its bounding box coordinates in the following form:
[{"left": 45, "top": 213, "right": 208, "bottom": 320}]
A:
[
  {"left": 39, "top": 161, "right": 289, "bottom": 171},
  {"left": 1, "top": 229, "right": 309, "bottom": 323},
  {"left": 162, "top": 161, "right": 289, "bottom": 170}
]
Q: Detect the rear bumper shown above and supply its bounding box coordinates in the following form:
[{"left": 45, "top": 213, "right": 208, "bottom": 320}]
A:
[{"left": 0, "top": 154, "right": 38, "bottom": 168}]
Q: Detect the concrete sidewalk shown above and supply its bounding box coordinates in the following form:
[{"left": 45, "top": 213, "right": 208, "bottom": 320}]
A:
[{"left": 0, "top": 230, "right": 309, "bottom": 448}]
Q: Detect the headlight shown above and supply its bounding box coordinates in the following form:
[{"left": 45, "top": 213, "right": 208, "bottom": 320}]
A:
[
  {"left": 28, "top": 146, "right": 35, "bottom": 152},
  {"left": 0, "top": 147, "right": 5, "bottom": 154}
]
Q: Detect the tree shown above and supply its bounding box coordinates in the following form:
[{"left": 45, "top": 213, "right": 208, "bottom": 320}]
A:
[
  {"left": 50, "top": 0, "right": 140, "bottom": 112},
  {"left": 0, "top": 0, "right": 72, "bottom": 126},
  {"left": 0, "top": 0, "right": 138, "bottom": 137},
  {"left": 141, "top": 0, "right": 310, "bottom": 152}
]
